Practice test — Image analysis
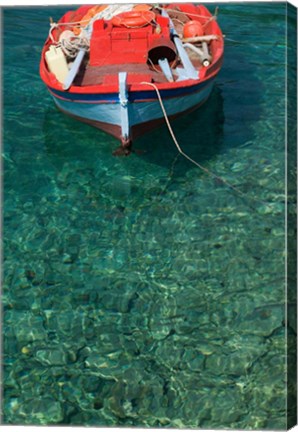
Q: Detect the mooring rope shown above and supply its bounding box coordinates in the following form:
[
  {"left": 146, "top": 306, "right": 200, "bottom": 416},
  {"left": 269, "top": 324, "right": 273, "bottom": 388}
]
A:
[
  {"left": 140, "top": 82, "right": 282, "bottom": 209},
  {"left": 140, "top": 82, "right": 247, "bottom": 198}
]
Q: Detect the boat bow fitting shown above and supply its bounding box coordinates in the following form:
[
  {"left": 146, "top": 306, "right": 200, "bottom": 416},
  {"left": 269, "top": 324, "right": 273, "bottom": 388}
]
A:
[{"left": 118, "top": 72, "right": 132, "bottom": 153}]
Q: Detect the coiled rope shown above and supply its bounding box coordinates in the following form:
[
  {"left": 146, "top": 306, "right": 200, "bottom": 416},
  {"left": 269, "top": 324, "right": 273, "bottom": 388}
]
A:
[
  {"left": 60, "top": 31, "right": 90, "bottom": 58},
  {"left": 48, "top": 4, "right": 136, "bottom": 58},
  {"left": 48, "top": 21, "right": 90, "bottom": 56}
]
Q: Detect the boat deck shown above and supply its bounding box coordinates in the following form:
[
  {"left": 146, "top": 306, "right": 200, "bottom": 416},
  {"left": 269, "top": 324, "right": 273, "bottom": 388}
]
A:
[
  {"left": 74, "top": 57, "right": 201, "bottom": 87},
  {"left": 74, "top": 63, "right": 165, "bottom": 86}
]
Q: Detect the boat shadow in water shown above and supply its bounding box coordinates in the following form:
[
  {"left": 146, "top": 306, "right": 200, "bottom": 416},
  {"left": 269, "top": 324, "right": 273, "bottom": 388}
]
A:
[
  {"left": 42, "top": 83, "right": 256, "bottom": 176},
  {"left": 42, "top": 90, "right": 224, "bottom": 177},
  {"left": 134, "top": 85, "right": 226, "bottom": 171}
]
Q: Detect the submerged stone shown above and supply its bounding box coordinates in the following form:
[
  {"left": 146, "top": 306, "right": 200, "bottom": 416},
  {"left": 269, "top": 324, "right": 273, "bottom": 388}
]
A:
[
  {"left": 5, "top": 311, "right": 47, "bottom": 343},
  {"left": 35, "top": 347, "right": 68, "bottom": 366},
  {"left": 237, "top": 305, "right": 284, "bottom": 337},
  {"left": 16, "top": 397, "right": 63, "bottom": 424}
]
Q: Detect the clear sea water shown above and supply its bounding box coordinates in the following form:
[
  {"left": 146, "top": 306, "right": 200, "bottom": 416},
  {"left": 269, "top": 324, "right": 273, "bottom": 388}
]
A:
[{"left": 2, "top": 2, "right": 297, "bottom": 429}]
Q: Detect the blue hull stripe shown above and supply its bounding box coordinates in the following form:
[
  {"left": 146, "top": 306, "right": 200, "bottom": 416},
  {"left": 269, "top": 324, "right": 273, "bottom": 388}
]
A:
[
  {"left": 49, "top": 78, "right": 214, "bottom": 104},
  {"left": 52, "top": 81, "right": 214, "bottom": 130}
]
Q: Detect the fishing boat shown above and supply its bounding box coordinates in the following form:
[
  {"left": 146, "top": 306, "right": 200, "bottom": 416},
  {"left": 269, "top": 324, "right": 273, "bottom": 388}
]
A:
[{"left": 40, "top": 3, "right": 224, "bottom": 155}]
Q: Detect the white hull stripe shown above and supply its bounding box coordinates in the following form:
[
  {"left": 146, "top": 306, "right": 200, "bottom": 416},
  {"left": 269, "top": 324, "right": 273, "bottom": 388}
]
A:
[{"left": 53, "top": 82, "right": 214, "bottom": 128}]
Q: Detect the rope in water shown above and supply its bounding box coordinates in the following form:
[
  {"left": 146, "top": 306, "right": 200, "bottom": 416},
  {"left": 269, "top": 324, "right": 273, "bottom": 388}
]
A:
[
  {"left": 140, "top": 83, "right": 283, "bottom": 209},
  {"left": 140, "top": 82, "right": 247, "bottom": 198}
]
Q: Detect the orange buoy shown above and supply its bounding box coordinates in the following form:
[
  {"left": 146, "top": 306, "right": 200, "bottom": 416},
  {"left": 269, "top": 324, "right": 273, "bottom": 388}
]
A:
[
  {"left": 133, "top": 4, "right": 152, "bottom": 11},
  {"left": 183, "top": 20, "right": 204, "bottom": 39},
  {"left": 112, "top": 10, "right": 155, "bottom": 28}
]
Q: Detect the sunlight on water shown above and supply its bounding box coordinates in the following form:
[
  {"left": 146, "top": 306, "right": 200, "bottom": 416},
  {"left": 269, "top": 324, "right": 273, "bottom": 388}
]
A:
[{"left": 2, "top": 3, "right": 296, "bottom": 429}]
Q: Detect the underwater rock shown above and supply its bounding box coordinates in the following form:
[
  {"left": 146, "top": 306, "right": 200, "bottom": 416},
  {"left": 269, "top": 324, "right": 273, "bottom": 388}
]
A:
[
  {"left": 194, "top": 387, "right": 243, "bottom": 427},
  {"left": 230, "top": 161, "right": 246, "bottom": 172},
  {"left": 236, "top": 304, "right": 284, "bottom": 337},
  {"left": 107, "top": 395, "right": 127, "bottom": 419},
  {"left": 155, "top": 340, "right": 184, "bottom": 370},
  {"left": 56, "top": 310, "right": 82, "bottom": 337},
  {"left": 35, "top": 347, "right": 68, "bottom": 366},
  {"left": 150, "top": 324, "right": 172, "bottom": 341},
  {"left": 62, "top": 254, "right": 74, "bottom": 264},
  {"left": 100, "top": 292, "right": 132, "bottom": 314},
  {"left": 4, "top": 397, "right": 20, "bottom": 422},
  {"left": 182, "top": 349, "right": 205, "bottom": 371},
  {"left": 211, "top": 404, "right": 243, "bottom": 426},
  {"left": 44, "top": 269, "right": 59, "bottom": 286},
  {"left": 257, "top": 202, "right": 284, "bottom": 216},
  {"left": 25, "top": 269, "right": 36, "bottom": 281},
  {"left": 5, "top": 311, "right": 47, "bottom": 343},
  {"left": 16, "top": 396, "right": 63, "bottom": 424},
  {"left": 205, "top": 348, "right": 260, "bottom": 377},
  {"left": 84, "top": 351, "right": 121, "bottom": 380}
]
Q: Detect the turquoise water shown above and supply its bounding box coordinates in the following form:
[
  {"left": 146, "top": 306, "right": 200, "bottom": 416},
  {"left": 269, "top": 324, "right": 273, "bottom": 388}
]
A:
[{"left": 2, "top": 3, "right": 296, "bottom": 429}]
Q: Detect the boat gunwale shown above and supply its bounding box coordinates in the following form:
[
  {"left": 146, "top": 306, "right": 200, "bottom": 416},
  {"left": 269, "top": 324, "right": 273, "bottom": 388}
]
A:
[{"left": 46, "top": 64, "right": 222, "bottom": 104}]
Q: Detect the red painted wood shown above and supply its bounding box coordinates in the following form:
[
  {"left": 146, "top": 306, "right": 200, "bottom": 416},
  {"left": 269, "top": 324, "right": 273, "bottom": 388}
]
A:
[
  {"left": 40, "top": 3, "right": 224, "bottom": 145},
  {"left": 40, "top": 3, "right": 224, "bottom": 94}
]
